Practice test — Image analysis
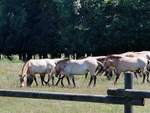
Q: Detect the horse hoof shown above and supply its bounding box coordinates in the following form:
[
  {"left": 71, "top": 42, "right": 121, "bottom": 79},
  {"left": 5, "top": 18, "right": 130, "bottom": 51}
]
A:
[{"left": 147, "top": 80, "right": 150, "bottom": 83}]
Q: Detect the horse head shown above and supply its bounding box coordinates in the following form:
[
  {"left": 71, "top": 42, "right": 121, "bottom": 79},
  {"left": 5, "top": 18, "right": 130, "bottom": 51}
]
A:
[
  {"left": 103, "top": 55, "right": 121, "bottom": 72},
  {"left": 19, "top": 74, "right": 33, "bottom": 87},
  {"left": 18, "top": 74, "right": 26, "bottom": 87}
]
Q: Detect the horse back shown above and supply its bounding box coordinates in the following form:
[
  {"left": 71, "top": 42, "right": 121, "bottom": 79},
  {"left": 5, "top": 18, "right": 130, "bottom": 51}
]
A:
[{"left": 28, "top": 59, "right": 53, "bottom": 74}]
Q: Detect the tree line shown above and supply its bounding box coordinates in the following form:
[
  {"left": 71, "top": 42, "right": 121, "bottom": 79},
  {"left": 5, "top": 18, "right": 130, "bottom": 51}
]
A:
[{"left": 0, "top": 0, "right": 149, "bottom": 60}]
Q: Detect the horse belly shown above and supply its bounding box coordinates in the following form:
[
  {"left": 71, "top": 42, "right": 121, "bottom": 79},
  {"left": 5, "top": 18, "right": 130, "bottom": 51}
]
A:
[
  {"left": 65, "top": 64, "right": 88, "bottom": 75},
  {"left": 30, "top": 65, "right": 47, "bottom": 74},
  {"left": 118, "top": 60, "right": 146, "bottom": 72}
]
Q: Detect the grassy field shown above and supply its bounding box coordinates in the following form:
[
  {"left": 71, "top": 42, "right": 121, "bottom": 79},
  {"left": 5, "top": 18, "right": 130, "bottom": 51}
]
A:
[{"left": 0, "top": 59, "right": 149, "bottom": 113}]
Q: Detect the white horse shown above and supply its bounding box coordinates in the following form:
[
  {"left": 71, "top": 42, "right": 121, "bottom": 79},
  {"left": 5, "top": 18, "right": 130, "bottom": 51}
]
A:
[
  {"left": 19, "top": 58, "right": 61, "bottom": 87},
  {"left": 55, "top": 57, "right": 104, "bottom": 87},
  {"left": 103, "top": 55, "right": 147, "bottom": 84}
]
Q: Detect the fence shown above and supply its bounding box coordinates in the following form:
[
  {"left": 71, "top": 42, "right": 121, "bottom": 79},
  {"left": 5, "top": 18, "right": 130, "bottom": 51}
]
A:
[{"left": 0, "top": 72, "right": 149, "bottom": 113}]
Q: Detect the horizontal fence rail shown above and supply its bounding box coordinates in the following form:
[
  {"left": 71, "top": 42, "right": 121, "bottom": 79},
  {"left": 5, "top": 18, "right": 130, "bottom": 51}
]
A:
[
  {"left": 108, "top": 89, "right": 150, "bottom": 99},
  {"left": 0, "top": 89, "right": 144, "bottom": 106}
]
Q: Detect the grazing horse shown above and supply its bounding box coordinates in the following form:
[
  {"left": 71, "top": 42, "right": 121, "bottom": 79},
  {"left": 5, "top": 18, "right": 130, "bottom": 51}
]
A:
[
  {"left": 103, "top": 55, "right": 147, "bottom": 84},
  {"left": 19, "top": 59, "right": 57, "bottom": 87},
  {"left": 55, "top": 57, "right": 104, "bottom": 87}
]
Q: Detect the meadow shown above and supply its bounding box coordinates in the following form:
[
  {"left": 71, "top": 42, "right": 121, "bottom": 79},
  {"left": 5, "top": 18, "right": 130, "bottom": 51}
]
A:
[{"left": 0, "top": 59, "right": 149, "bottom": 113}]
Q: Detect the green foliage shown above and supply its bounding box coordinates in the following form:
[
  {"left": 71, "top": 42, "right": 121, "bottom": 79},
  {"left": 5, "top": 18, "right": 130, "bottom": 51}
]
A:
[{"left": 0, "top": 0, "right": 149, "bottom": 57}]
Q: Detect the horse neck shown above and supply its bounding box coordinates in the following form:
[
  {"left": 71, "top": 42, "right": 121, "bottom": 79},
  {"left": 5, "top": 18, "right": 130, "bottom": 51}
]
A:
[
  {"left": 57, "top": 59, "right": 69, "bottom": 66},
  {"left": 107, "top": 58, "right": 119, "bottom": 68},
  {"left": 21, "top": 61, "right": 30, "bottom": 76},
  {"left": 56, "top": 61, "right": 66, "bottom": 72}
]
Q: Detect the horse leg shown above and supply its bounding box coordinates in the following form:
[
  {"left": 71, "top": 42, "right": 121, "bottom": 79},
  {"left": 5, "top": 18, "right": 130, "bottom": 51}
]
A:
[
  {"left": 146, "top": 72, "right": 150, "bottom": 83},
  {"left": 60, "top": 75, "right": 65, "bottom": 87},
  {"left": 47, "top": 72, "right": 55, "bottom": 86},
  {"left": 71, "top": 76, "right": 76, "bottom": 87},
  {"left": 93, "top": 75, "right": 97, "bottom": 87},
  {"left": 114, "top": 72, "right": 120, "bottom": 85},
  {"left": 43, "top": 75, "right": 49, "bottom": 85},
  {"left": 40, "top": 73, "right": 48, "bottom": 85},
  {"left": 142, "top": 73, "right": 146, "bottom": 83},
  {"left": 55, "top": 74, "right": 62, "bottom": 86},
  {"left": 134, "top": 72, "right": 138, "bottom": 79},
  {"left": 85, "top": 72, "right": 88, "bottom": 79},
  {"left": 46, "top": 68, "right": 54, "bottom": 85},
  {"left": 96, "top": 66, "right": 103, "bottom": 76},
  {"left": 40, "top": 74, "right": 45, "bottom": 86},
  {"left": 27, "top": 74, "right": 33, "bottom": 87},
  {"left": 51, "top": 75, "right": 54, "bottom": 86},
  {"left": 44, "top": 73, "right": 50, "bottom": 85},
  {"left": 88, "top": 76, "right": 93, "bottom": 87},
  {"left": 33, "top": 76, "right": 38, "bottom": 86},
  {"left": 105, "top": 69, "right": 113, "bottom": 80},
  {"left": 66, "top": 76, "right": 70, "bottom": 86}
]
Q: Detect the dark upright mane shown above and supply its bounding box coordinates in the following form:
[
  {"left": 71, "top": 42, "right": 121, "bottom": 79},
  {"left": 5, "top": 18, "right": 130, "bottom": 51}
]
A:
[
  {"left": 106, "top": 55, "right": 122, "bottom": 59},
  {"left": 56, "top": 58, "right": 70, "bottom": 65}
]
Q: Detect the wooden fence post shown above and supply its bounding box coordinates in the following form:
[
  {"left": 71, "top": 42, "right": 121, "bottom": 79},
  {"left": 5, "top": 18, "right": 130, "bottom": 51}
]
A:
[{"left": 124, "top": 72, "right": 133, "bottom": 113}]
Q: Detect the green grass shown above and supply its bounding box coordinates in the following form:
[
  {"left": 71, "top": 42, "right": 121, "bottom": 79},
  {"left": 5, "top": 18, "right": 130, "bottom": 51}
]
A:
[{"left": 0, "top": 60, "right": 149, "bottom": 113}]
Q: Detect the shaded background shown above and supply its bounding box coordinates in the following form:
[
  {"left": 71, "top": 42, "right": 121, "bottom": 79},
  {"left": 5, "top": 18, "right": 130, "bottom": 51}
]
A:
[{"left": 0, "top": 0, "right": 149, "bottom": 60}]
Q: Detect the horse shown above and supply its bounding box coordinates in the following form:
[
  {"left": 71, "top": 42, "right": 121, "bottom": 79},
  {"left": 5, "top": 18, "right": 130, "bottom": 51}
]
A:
[
  {"left": 102, "top": 51, "right": 150, "bottom": 82},
  {"left": 124, "top": 51, "right": 150, "bottom": 83},
  {"left": 19, "top": 59, "right": 57, "bottom": 87},
  {"left": 103, "top": 55, "right": 147, "bottom": 84},
  {"left": 55, "top": 57, "right": 104, "bottom": 87},
  {"left": 143, "top": 55, "right": 150, "bottom": 83}
]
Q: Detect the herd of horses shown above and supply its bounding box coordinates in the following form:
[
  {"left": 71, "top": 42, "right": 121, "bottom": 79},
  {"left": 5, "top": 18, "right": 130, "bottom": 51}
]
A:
[{"left": 19, "top": 51, "right": 150, "bottom": 87}]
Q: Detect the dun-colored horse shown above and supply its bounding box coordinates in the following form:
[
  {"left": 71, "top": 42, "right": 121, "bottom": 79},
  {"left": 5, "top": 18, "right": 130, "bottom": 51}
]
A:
[
  {"left": 19, "top": 59, "right": 59, "bottom": 87},
  {"left": 55, "top": 57, "right": 104, "bottom": 87},
  {"left": 103, "top": 55, "right": 147, "bottom": 84}
]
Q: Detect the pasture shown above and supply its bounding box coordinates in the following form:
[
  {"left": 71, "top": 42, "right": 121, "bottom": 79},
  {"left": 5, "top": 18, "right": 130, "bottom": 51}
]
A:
[{"left": 0, "top": 59, "right": 150, "bottom": 113}]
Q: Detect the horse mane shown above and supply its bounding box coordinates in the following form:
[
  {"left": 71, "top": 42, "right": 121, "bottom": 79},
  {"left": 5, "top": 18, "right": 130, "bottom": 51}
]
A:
[
  {"left": 56, "top": 58, "right": 70, "bottom": 65},
  {"left": 125, "top": 54, "right": 135, "bottom": 57},
  {"left": 97, "top": 58, "right": 106, "bottom": 62},
  {"left": 106, "top": 55, "right": 122, "bottom": 59},
  {"left": 21, "top": 60, "right": 30, "bottom": 77}
]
